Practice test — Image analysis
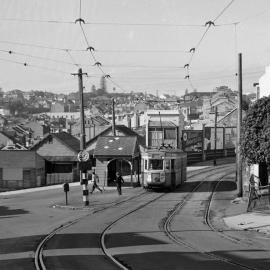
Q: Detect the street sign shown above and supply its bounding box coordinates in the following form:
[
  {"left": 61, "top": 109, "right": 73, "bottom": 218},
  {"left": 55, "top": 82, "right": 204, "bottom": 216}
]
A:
[{"left": 77, "top": 150, "right": 89, "bottom": 162}]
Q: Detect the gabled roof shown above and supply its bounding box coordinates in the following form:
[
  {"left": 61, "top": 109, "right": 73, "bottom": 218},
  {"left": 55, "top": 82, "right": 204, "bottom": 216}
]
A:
[
  {"left": 85, "top": 125, "right": 145, "bottom": 148},
  {"left": 0, "top": 131, "right": 17, "bottom": 144},
  {"left": 30, "top": 132, "right": 80, "bottom": 152},
  {"left": 94, "top": 136, "right": 139, "bottom": 157}
]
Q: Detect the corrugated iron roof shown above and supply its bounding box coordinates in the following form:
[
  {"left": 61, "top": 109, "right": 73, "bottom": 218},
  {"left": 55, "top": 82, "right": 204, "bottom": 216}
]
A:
[
  {"left": 94, "top": 136, "right": 139, "bottom": 157},
  {"left": 30, "top": 132, "right": 80, "bottom": 152}
]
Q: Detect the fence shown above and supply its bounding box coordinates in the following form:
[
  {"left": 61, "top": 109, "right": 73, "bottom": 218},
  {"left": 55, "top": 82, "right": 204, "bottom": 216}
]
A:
[
  {"left": 186, "top": 148, "right": 235, "bottom": 165},
  {"left": 247, "top": 181, "right": 270, "bottom": 212},
  {"left": 46, "top": 172, "right": 74, "bottom": 185}
]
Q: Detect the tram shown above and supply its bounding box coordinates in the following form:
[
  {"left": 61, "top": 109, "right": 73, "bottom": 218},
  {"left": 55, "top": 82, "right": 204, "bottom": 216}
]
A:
[{"left": 141, "top": 148, "right": 187, "bottom": 190}]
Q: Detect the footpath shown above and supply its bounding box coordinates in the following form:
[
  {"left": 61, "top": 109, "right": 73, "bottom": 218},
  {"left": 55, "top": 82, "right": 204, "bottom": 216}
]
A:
[{"left": 190, "top": 157, "right": 270, "bottom": 236}]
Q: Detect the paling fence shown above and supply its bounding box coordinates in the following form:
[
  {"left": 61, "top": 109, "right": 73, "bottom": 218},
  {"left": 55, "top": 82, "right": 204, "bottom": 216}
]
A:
[{"left": 247, "top": 183, "right": 270, "bottom": 212}]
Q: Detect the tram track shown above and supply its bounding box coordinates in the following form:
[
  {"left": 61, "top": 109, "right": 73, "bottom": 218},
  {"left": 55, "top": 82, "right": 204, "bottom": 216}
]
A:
[
  {"left": 163, "top": 168, "right": 258, "bottom": 270},
  {"left": 34, "top": 189, "right": 149, "bottom": 270},
  {"left": 100, "top": 165, "right": 235, "bottom": 270},
  {"left": 34, "top": 163, "right": 236, "bottom": 270}
]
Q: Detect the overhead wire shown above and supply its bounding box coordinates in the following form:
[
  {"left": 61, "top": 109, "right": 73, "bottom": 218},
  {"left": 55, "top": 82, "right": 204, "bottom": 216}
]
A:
[
  {"left": 0, "top": 48, "right": 77, "bottom": 66},
  {"left": 184, "top": 0, "right": 236, "bottom": 91},
  {"left": 1, "top": 0, "right": 262, "bottom": 94},
  {"left": 77, "top": 7, "right": 128, "bottom": 93},
  {"left": 213, "top": 0, "right": 235, "bottom": 22},
  {"left": 0, "top": 57, "right": 71, "bottom": 74}
]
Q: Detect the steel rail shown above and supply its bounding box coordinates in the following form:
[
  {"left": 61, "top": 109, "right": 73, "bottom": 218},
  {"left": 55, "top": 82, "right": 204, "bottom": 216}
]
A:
[
  {"left": 100, "top": 165, "right": 234, "bottom": 269},
  {"left": 34, "top": 189, "right": 149, "bottom": 270},
  {"left": 163, "top": 167, "right": 258, "bottom": 270}
]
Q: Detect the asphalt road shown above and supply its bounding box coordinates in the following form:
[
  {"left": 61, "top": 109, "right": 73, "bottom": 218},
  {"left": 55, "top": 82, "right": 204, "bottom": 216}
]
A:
[{"left": 1, "top": 163, "right": 270, "bottom": 270}]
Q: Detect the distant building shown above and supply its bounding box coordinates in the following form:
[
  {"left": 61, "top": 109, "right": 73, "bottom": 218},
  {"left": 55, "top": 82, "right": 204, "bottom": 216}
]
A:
[
  {"left": 51, "top": 102, "right": 65, "bottom": 113},
  {"left": 0, "top": 150, "right": 45, "bottom": 189},
  {"left": 259, "top": 65, "right": 270, "bottom": 97}
]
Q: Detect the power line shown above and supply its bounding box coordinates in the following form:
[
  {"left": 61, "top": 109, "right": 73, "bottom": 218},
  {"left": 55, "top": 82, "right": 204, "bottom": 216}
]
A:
[
  {"left": 95, "top": 49, "right": 190, "bottom": 53},
  {"left": 78, "top": 21, "right": 128, "bottom": 92},
  {"left": 0, "top": 48, "right": 76, "bottom": 66},
  {"left": 213, "top": 0, "right": 236, "bottom": 22},
  {"left": 0, "top": 57, "right": 70, "bottom": 74},
  {"left": 65, "top": 49, "right": 80, "bottom": 67},
  {"left": 0, "top": 18, "right": 205, "bottom": 27},
  {"left": 0, "top": 40, "right": 84, "bottom": 52}
]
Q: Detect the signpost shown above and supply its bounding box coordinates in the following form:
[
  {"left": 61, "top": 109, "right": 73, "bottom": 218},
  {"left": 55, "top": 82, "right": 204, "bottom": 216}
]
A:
[
  {"left": 63, "top": 182, "right": 69, "bottom": 205},
  {"left": 77, "top": 150, "right": 89, "bottom": 163}
]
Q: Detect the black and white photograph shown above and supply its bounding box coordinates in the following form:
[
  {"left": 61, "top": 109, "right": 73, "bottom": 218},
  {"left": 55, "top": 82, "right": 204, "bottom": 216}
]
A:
[{"left": 0, "top": 1, "right": 270, "bottom": 269}]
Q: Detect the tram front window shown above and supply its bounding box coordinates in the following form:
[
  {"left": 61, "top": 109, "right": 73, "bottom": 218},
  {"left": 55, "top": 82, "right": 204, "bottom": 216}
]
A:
[{"left": 149, "top": 159, "right": 163, "bottom": 170}]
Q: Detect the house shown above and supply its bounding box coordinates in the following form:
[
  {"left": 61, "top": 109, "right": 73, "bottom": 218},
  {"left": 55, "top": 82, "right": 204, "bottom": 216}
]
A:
[
  {"left": 145, "top": 110, "right": 185, "bottom": 149},
  {"left": 85, "top": 125, "right": 145, "bottom": 155},
  {"left": 0, "top": 131, "right": 18, "bottom": 149},
  {"left": 93, "top": 136, "right": 141, "bottom": 187},
  {"left": 179, "top": 100, "right": 203, "bottom": 122},
  {"left": 30, "top": 132, "right": 80, "bottom": 184},
  {"left": 51, "top": 102, "right": 65, "bottom": 113},
  {"left": 0, "top": 150, "right": 45, "bottom": 189},
  {"left": 24, "top": 121, "right": 50, "bottom": 140},
  {"left": 70, "top": 115, "right": 111, "bottom": 142},
  {"left": 0, "top": 115, "right": 7, "bottom": 128}
]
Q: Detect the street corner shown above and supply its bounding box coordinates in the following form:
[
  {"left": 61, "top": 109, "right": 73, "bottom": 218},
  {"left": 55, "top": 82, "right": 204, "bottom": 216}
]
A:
[{"left": 223, "top": 211, "right": 270, "bottom": 236}]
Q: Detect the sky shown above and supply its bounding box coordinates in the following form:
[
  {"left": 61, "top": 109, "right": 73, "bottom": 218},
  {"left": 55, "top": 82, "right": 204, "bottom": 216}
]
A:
[{"left": 0, "top": 0, "right": 270, "bottom": 96}]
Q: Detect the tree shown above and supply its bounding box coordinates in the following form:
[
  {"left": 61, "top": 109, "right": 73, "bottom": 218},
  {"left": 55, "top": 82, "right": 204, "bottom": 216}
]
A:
[{"left": 240, "top": 96, "right": 270, "bottom": 171}]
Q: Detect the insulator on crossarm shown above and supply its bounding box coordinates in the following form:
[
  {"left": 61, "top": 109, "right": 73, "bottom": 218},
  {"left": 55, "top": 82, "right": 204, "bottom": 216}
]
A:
[
  {"left": 185, "top": 75, "right": 189, "bottom": 79},
  {"left": 205, "top": 21, "right": 215, "bottom": 27},
  {"left": 189, "top": 48, "right": 195, "bottom": 53},
  {"left": 75, "top": 18, "right": 85, "bottom": 24},
  {"left": 87, "top": 46, "right": 95, "bottom": 52},
  {"left": 94, "top": 62, "right": 102, "bottom": 66},
  {"left": 184, "top": 64, "right": 189, "bottom": 68}
]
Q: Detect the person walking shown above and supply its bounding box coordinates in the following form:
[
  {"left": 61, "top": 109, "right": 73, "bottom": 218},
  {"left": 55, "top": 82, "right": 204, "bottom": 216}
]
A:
[
  {"left": 115, "top": 171, "right": 124, "bottom": 195},
  {"left": 90, "top": 172, "right": 103, "bottom": 194}
]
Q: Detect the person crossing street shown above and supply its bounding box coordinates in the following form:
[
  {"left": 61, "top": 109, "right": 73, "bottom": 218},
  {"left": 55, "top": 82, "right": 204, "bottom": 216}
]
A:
[
  {"left": 114, "top": 171, "right": 124, "bottom": 195},
  {"left": 90, "top": 172, "right": 103, "bottom": 194}
]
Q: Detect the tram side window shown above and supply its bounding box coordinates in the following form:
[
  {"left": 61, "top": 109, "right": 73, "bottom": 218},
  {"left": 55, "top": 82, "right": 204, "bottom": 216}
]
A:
[
  {"left": 165, "top": 160, "right": 170, "bottom": 170},
  {"left": 149, "top": 159, "right": 163, "bottom": 170},
  {"left": 145, "top": 160, "right": 148, "bottom": 170}
]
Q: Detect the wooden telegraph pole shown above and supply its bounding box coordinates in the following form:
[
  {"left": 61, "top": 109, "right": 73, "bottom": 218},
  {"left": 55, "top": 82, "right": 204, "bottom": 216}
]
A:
[
  {"left": 213, "top": 106, "right": 218, "bottom": 166},
  {"left": 112, "top": 97, "right": 116, "bottom": 136},
  {"left": 237, "top": 53, "right": 243, "bottom": 197},
  {"left": 72, "top": 68, "right": 89, "bottom": 206}
]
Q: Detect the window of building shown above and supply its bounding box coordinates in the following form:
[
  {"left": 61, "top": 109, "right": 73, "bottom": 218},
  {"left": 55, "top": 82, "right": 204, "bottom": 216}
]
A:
[{"left": 164, "top": 129, "right": 176, "bottom": 140}]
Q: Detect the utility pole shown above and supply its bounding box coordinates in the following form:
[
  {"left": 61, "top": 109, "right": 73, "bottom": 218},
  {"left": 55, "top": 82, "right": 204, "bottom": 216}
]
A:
[
  {"left": 112, "top": 98, "right": 116, "bottom": 136},
  {"left": 237, "top": 53, "right": 243, "bottom": 197},
  {"left": 213, "top": 106, "right": 218, "bottom": 166},
  {"left": 72, "top": 68, "right": 89, "bottom": 206}
]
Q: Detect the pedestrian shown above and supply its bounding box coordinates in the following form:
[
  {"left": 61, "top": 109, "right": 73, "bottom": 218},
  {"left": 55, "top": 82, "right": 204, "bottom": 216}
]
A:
[
  {"left": 115, "top": 171, "right": 124, "bottom": 195},
  {"left": 90, "top": 172, "right": 103, "bottom": 194}
]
